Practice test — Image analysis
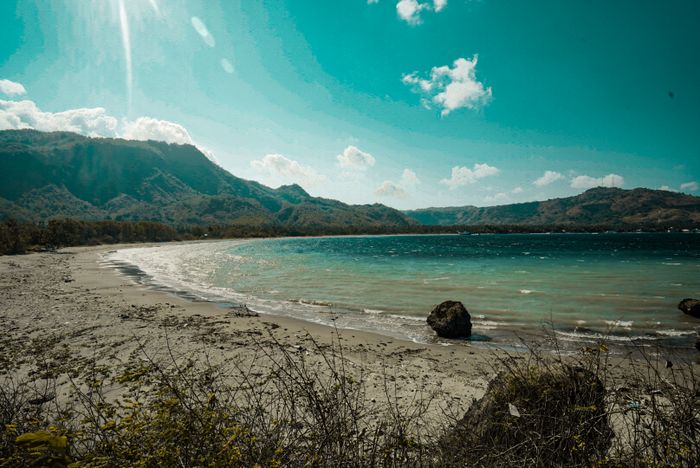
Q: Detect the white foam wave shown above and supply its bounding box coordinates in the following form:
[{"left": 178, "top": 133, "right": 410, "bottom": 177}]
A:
[
  {"left": 605, "top": 320, "right": 633, "bottom": 328},
  {"left": 655, "top": 329, "right": 696, "bottom": 337},
  {"left": 554, "top": 330, "right": 646, "bottom": 343}
]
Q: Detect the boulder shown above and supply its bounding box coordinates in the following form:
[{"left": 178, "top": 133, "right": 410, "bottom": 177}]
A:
[
  {"left": 678, "top": 298, "right": 700, "bottom": 319},
  {"left": 427, "top": 300, "right": 472, "bottom": 338}
]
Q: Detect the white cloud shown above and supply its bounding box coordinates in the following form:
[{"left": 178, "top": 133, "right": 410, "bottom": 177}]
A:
[
  {"left": 440, "top": 163, "right": 499, "bottom": 189},
  {"left": 400, "top": 168, "right": 420, "bottom": 188},
  {"left": 659, "top": 185, "right": 672, "bottom": 191},
  {"left": 367, "top": 0, "right": 380, "bottom": 3},
  {"left": 484, "top": 192, "right": 509, "bottom": 205},
  {"left": 512, "top": 186, "right": 524, "bottom": 194},
  {"left": 0, "top": 79, "right": 26, "bottom": 97},
  {"left": 402, "top": 56, "right": 492, "bottom": 115},
  {"left": 396, "top": 0, "right": 430, "bottom": 24},
  {"left": 220, "top": 58, "right": 234, "bottom": 74},
  {"left": 122, "top": 117, "right": 193, "bottom": 145},
  {"left": 533, "top": 170, "right": 564, "bottom": 187},
  {"left": 0, "top": 89, "right": 226, "bottom": 164},
  {"left": 0, "top": 99, "right": 222, "bottom": 161},
  {"left": 251, "top": 154, "right": 326, "bottom": 187},
  {"left": 375, "top": 168, "right": 421, "bottom": 198},
  {"left": 396, "top": 0, "right": 447, "bottom": 24},
  {"left": 570, "top": 173, "right": 624, "bottom": 189},
  {"left": 433, "top": 0, "right": 447, "bottom": 12},
  {"left": 375, "top": 181, "right": 407, "bottom": 198},
  {"left": 191, "top": 16, "right": 215, "bottom": 47},
  {"left": 0, "top": 99, "right": 118, "bottom": 136},
  {"left": 680, "top": 181, "right": 698, "bottom": 192},
  {"left": 336, "top": 145, "right": 376, "bottom": 171}
]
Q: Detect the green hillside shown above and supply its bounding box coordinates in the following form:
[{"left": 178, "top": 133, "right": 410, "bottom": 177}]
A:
[{"left": 0, "top": 130, "right": 415, "bottom": 229}]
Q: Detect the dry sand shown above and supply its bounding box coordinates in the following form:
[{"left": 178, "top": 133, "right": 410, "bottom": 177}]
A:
[{"left": 1, "top": 243, "right": 501, "bottom": 414}]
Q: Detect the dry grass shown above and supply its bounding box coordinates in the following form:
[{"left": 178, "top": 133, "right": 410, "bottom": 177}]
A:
[{"left": 1, "top": 329, "right": 698, "bottom": 467}]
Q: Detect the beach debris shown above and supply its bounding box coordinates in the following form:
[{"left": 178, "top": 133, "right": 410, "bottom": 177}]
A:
[
  {"left": 678, "top": 298, "right": 700, "bottom": 318},
  {"left": 665, "top": 360, "right": 673, "bottom": 369},
  {"left": 508, "top": 403, "right": 521, "bottom": 418},
  {"left": 427, "top": 300, "right": 472, "bottom": 338},
  {"left": 229, "top": 304, "right": 259, "bottom": 317},
  {"left": 27, "top": 394, "right": 56, "bottom": 406}
]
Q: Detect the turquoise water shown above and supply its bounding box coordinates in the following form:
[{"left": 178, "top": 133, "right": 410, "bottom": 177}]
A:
[{"left": 109, "top": 233, "right": 700, "bottom": 348}]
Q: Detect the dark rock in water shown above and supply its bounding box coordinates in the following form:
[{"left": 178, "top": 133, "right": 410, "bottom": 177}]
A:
[
  {"left": 678, "top": 298, "right": 700, "bottom": 318},
  {"left": 695, "top": 340, "right": 700, "bottom": 352},
  {"left": 427, "top": 301, "right": 472, "bottom": 338},
  {"left": 440, "top": 366, "right": 612, "bottom": 466}
]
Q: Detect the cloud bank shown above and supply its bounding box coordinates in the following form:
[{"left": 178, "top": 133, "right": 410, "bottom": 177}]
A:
[
  {"left": 0, "top": 85, "right": 216, "bottom": 163},
  {"left": 484, "top": 192, "right": 509, "bottom": 205},
  {"left": 375, "top": 168, "right": 421, "bottom": 198},
  {"left": 570, "top": 173, "right": 624, "bottom": 189},
  {"left": 533, "top": 170, "right": 564, "bottom": 187},
  {"left": 440, "top": 163, "right": 499, "bottom": 189},
  {"left": 402, "top": 55, "right": 492, "bottom": 115},
  {"left": 680, "top": 181, "right": 698, "bottom": 192},
  {"left": 251, "top": 154, "right": 326, "bottom": 188},
  {"left": 122, "top": 117, "right": 193, "bottom": 145}
]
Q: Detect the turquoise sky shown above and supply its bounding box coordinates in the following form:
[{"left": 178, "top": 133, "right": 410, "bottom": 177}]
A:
[{"left": 1, "top": 0, "right": 699, "bottom": 208}]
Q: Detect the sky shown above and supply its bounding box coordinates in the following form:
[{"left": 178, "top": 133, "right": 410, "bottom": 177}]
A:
[{"left": 0, "top": 0, "right": 699, "bottom": 209}]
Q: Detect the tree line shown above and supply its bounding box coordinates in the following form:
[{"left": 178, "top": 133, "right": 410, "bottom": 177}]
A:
[{"left": 0, "top": 217, "right": 694, "bottom": 255}]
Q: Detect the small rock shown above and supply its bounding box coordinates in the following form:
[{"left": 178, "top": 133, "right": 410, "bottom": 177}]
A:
[{"left": 678, "top": 298, "right": 700, "bottom": 318}]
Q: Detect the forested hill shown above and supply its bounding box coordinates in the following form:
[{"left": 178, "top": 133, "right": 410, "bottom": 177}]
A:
[
  {"left": 405, "top": 187, "right": 700, "bottom": 227},
  {"left": 0, "top": 130, "right": 414, "bottom": 229}
]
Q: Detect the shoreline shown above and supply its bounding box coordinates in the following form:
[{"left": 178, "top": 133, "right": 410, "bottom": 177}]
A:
[
  {"left": 103, "top": 238, "right": 700, "bottom": 355},
  {"left": 2, "top": 241, "right": 698, "bottom": 433},
  {"left": 1, "top": 243, "right": 504, "bottom": 410}
]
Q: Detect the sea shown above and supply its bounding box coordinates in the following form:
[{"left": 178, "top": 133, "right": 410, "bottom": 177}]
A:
[{"left": 105, "top": 233, "right": 700, "bottom": 351}]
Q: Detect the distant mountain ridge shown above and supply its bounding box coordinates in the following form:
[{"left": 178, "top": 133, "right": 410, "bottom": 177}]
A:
[
  {"left": 405, "top": 187, "right": 700, "bottom": 226},
  {"left": 0, "top": 130, "right": 414, "bottom": 228}
]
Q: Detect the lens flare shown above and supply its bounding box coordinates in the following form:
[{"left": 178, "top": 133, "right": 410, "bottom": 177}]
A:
[{"left": 117, "top": 0, "right": 133, "bottom": 114}]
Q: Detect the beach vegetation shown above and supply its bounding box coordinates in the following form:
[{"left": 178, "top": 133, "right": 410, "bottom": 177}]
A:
[{"left": 0, "top": 331, "right": 698, "bottom": 466}]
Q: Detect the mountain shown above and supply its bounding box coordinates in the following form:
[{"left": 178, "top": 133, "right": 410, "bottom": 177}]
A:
[
  {"left": 405, "top": 187, "right": 700, "bottom": 227},
  {"left": 0, "top": 130, "right": 415, "bottom": 229}
]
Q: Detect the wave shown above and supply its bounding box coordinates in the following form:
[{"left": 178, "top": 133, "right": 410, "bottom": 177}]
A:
[
  {"left": 655, "top": 329, "right": 696, "bottom": 337},
  {"left": 604, "top": 320, "right": 633, "bottom": 328},
  {"left": 103, "top": 239, "right": 700, "bottom": 349}
]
